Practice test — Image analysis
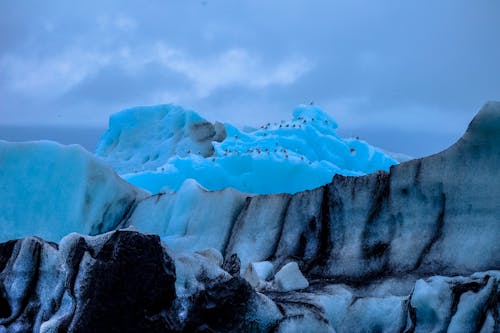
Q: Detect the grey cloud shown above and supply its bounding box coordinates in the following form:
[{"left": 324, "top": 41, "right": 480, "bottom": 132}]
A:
[
  {"left": 0, "top": 0, "right": 499, "bottom": 156},
  {"left": 61, "top": 62, "right": 192, "bottom": 105}
]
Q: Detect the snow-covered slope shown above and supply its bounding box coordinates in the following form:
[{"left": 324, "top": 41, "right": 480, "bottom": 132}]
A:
[
  {"left": 0, "top": 140, "right": 147, "bottom": 242},
  {"left": 96, "top": 104, "right": 397, "bottom": 194}
]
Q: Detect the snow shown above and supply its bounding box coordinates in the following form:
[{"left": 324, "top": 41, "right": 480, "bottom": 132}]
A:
[
  {"left": 96, "top": 104, "right": 398, "bottom": 194},
  {"left": 0, "top": 140, "right": 147, "bottom": 242},
  {"left": 274, "top": 261, "right": 309, "bottom": 291}
]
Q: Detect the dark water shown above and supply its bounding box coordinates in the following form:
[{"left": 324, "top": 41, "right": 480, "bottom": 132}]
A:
[
  {"left": 0, "top": 125, "right": 459, "bottom": 158},
  {"left": 0, "top": 126, "right": 105, "bottom": 152}
]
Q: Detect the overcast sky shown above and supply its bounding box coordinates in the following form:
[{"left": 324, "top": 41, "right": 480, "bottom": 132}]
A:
[{"left": 1, "top": 1, "right": 499, "bottom": 156}]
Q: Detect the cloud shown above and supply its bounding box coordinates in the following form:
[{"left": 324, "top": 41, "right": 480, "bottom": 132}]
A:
[
  {"left": 0, "top": 0, "right": 499, "bottom": 156},
  {"left": 154, "top": 43, "right": 311, "bottom": 97},
  {"left": 0, "top": 37, "right": 312, "bottom": 128},
  {"left": 0, "top": 50, "right": 111, "bottom": 98},
  {"left": 1, "top": 41, "right": 311, "bottom": 102}
]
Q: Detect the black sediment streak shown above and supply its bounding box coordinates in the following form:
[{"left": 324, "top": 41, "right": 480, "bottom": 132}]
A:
[
  {"left": 221, "top": 195, "right": 256, "bottom": 257},
  {"left": 446, "top": 279, "right": 486, "bottom": 330},
  {"left": 403, "top": 294, "right": 417, "bottom": 333},
  {"left": 414, "top": 191, "right": 446, "bottom": 271},
  {"left": 267, "top": 196, "right": 292, "bottom": 261},
  {"left": 118, "top": 198, "right": 139, "bottom": 229},
  {"left": 222, "top": 196, "right": 252, "bottom": 257},
  {"left": 309, "top": 185, "right": 332, "bottom": 270}
]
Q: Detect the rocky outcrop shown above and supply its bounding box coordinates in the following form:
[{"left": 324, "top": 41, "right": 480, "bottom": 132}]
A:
[{"left": 0, "top": 230, "right": 177, "bottom": 332}]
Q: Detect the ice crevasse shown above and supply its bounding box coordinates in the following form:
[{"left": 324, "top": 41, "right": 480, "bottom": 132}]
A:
[{"left": 95, "top": 104, "right": 398, "bottom": 194}]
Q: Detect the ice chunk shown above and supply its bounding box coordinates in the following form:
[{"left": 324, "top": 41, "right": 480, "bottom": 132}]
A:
[
  {"left": 274, "top": 262, "right": 309, "bottom": 292},
  {"left": 243, "top": 261, "right": 274, "bottom": 288},
  {"left": 195, "top": 248, "right": 223, "bottom": 267},
  {"left": 448, "top": 277, "right": 496, "bottom": 333},
  {"left": 246, "top": 292, "right": 283, "bottom": 330},
  {"left": 411, "top": 277, "right": 454, "bottom": 332}
]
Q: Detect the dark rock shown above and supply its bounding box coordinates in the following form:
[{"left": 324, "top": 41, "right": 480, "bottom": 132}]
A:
[
  {"left": 183, "top": 277, "right": 254, "bottom": 333},
  {"left": 68, "top": 231, "right": 177, "bottom": 332},
  {"left": 222, "top": 253, "right": 241, "bottom": 277},
  {"left": 0, "top": 231, "right": 178, "bottom": 332}
]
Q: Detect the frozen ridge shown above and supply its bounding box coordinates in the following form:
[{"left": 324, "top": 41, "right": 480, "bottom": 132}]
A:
[{"left": 95, "top": 104, "right": 398, "bottom": 194}]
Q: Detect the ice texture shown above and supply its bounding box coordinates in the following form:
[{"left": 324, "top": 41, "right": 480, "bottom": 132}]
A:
[
  {"left": 243, "top": 261, "right": 274, "bottom": 288},
  {"left": 0, "top": 140, "right": 147, "bottom": 242},
  {"left": 119, "top": 102, "right": 500, "bottom": 285},
  {"left": 96, "top": 104, "right": 397, "bottom": 194},
  {"left": 1, "top": 230, "right": 499, "bottom": 332},
  {"left": 127, "top": 179, "right": 247, "bottom": 253},
  {"left": 273, "top": 261, "right": 309, "bottom": 291},
  {"left": 0, "top": 102, "right": 499, "bottom": 331}
]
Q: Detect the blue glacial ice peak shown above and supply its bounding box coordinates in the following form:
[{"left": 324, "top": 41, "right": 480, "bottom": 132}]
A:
[{"left": 96, "top": 104, "right": 398, "bottom": 194}]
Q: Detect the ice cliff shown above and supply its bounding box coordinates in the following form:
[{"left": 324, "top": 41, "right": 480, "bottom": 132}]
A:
[
  {"left": 0, "top": 102, "right": 499, "bottom": 332},
  {"left": 126, "top": 102, "right": 500, "bottom": 280}
]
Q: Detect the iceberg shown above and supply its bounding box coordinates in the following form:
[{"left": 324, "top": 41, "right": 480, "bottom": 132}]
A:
[
  {"left": 0, "top": 140, "right": 147, "bottom": 242},
  {"left": 96, "top": 104, "right": 397, "bottom": 194}
]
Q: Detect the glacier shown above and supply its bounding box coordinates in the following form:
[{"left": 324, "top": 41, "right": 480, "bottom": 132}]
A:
[
  {"left": 0, "top": 140, "right": 147, "bottom": 242},
  {"left": 95, "top": 104, "right": 398, "bottom": 194},
  {"left": 0, "top": 101, "right": 499, "bottom": 332}
]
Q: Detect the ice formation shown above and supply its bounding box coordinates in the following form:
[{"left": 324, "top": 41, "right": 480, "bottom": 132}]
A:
[
  {"left": 273, "top": 262, "right": 309, "bottom": 292},
  {"left": 0, "top": 140, "right": 147, "bottom": 242},
  {"left": 96, "top": 104, "right": 397, "bottom": 194},
  {"left": 0, "top": 102, "right": 498, "bottom": 332},
  {"left": 0, "top": 229, "right": 498, "bottom": 332}
]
